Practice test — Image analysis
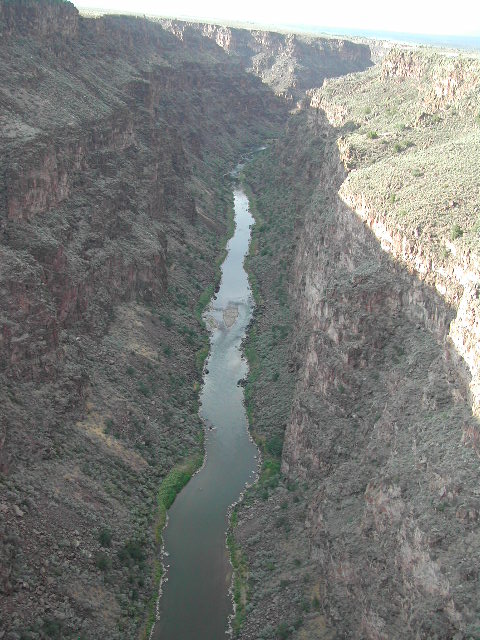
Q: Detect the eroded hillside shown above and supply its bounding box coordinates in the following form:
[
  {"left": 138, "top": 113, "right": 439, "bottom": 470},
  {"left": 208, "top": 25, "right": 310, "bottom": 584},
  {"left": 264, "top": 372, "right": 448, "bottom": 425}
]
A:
[
  {"left": 0, "top": 1, "right": 287, "bottom": 637},
  {"left": 234, "top": 49, "right": 480, "bottom": 639},
  {"left": 160, "top": 20, "right": 372, "bottom": 102}
]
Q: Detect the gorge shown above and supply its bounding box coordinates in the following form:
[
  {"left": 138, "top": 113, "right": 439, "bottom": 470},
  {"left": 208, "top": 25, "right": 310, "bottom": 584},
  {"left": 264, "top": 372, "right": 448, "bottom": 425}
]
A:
[{"left": 1, "top": 2, "right": 480, "bottom": 639}]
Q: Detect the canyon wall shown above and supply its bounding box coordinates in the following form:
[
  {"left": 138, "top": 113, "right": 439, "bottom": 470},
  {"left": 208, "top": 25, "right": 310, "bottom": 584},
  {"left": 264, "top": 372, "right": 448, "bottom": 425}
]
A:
[
  {"left": 235, "top": 49, "right": 480, "bottom": 639},
  {"left": 0, "top": 2, "right": 287, "bottom": 638},
  {"left": 0, "top": 1, "right": 375, "bottom": 637},
  {"left": 160, "top": 19, "right": 372, "bottom": 101}
]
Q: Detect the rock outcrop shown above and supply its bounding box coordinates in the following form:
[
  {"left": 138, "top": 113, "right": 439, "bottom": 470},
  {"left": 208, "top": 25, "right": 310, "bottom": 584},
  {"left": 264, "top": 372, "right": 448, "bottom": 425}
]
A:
[
  {"left": 236, "top": 49, "right": 480, "bottom": 639},
  {"left": 0, "top": 2, "right": 286, "bottom": 638},
  {"left": 161, "top": 20, "right": 372, "bottom": 101}
]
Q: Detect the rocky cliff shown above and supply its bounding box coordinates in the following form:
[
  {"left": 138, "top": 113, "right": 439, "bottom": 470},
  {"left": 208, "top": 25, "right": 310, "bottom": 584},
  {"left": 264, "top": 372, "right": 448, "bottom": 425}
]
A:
[
  {"left": 160, "top": 20, "right": 372, "bottom": 102},
  {"left": 235, "top": 49, "right": 480, "bottom": 639},
  {"left": 0, "top": 2, "right": 287, "bottom": 638}
]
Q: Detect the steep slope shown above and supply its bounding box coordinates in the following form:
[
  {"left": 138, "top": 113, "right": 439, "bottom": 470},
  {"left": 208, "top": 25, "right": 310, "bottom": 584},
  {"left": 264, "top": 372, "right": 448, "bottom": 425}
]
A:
[
  {"left": 160, "top": 20, "right": 372, "bottom": 102},
  {"left": 236, "top": 49, "right": 480, "bottom": 639},
  {"left": 0, "top": 2, "right": 287, "bottom": 638}
]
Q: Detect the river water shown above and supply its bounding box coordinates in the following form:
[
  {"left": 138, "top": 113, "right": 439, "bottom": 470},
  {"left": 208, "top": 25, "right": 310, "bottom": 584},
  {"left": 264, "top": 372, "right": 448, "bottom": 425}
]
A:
[{"left": 153, "top": 187, "right": 259, "bottom": 639}]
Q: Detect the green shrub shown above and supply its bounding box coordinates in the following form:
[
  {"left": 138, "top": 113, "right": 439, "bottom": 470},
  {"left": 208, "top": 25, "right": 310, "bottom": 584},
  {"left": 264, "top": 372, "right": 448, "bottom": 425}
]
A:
[
  {"left": 367, "top": 130, "right": 378, "bottom": 139},
  {"left": 276, "top": 622, "right": 292, "bottom": 639},
  {"left": 42, "top": 619, "right": 63, "bottom": 638},
  {"left": 161, "top": 314, "right": 173, "bottom": 328},
  {"left": 137, "top": 381, "right": 151, "bottom": 397},
  {"left": 126, "top": 366, "right": 135, "bottom": 376},
  {"left": 119, "top": 539, "right": 145, "bottom": 564},
  {"left": 343, "top": 120, "right": 359, "bottom": 133},
  {"left": 265, "top": 435, "right": 283, "bottom": 458},
  {"left": 95, "top": 552, "right": 112, "bottom": 571},
  {"left": 99, "top": 527, "right": 112, "bottom": 547},
  {"left": 451, "top": 223, "right": 464, "bottom": 240}
]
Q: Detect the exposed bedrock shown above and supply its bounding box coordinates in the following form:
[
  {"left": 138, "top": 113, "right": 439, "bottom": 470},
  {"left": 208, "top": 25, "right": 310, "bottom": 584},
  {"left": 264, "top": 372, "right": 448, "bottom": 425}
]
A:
[
  {"left": 161, "top": 19, "right": 372, "bottom": 101},
  {"left": 283, "top": 111, "right": 478, "bottom": 638},
  {"left": 236, "top": 50, "right": 480, "bottom": 639},
  {"left": 0, "top": 2, "right": 288, "bottom": 637}
]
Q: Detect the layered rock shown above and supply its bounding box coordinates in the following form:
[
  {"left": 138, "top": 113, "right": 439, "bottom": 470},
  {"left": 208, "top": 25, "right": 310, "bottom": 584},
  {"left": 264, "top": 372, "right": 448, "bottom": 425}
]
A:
[
  {"left": 236, "top": 50, "right": 480, "bottom": 639},
  {"left": 0, "top": 2, "right": 286, "bottom": 638},
  {"left": 161, "top": 20, "right": 372, "bottom": 101}
]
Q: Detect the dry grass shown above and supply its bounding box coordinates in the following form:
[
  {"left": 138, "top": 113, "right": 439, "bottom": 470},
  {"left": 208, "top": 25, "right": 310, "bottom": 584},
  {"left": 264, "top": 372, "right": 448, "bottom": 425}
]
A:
[{"left": 310, "top": 49, "right": 480, "bottom": 260}]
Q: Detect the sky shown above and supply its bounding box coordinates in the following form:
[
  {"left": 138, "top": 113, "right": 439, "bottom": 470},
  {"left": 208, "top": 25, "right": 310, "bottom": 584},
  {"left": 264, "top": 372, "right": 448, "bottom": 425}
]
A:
[{"left": 74, "top": 0, "right": 480, "bottom": 37}]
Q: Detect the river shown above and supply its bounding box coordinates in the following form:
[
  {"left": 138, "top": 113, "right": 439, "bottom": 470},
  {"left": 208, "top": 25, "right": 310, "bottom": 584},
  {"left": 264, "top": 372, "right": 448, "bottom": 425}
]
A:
[{"left": 152, "top": 186, "right": 259, "bottom": 639}]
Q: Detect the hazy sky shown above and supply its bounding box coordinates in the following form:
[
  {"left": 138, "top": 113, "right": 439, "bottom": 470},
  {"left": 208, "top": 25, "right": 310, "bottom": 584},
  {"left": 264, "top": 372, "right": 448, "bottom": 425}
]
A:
[{"left": 74, "top": 0, "right": 480, "bottom": 36}]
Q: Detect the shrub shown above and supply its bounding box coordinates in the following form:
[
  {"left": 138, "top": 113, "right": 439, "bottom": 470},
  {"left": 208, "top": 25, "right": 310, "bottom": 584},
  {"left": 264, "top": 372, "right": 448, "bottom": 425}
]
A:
[
  {"left": 276, "top": 622, "right": 292, "bottom": 639},
  {"left": 161, "top": 314, "right": 173, "bottom": 328},
  {"left": 367, "top": 130, "right": 378, "bottom": 139},
  {"left": 343, "top": 120, "right": 359, "bottom": 133},
  {"left": 266, "top": 435, "right": 283, "bottom": 458},
  {"left": 42, "top": 619, "right": 63, "bottom": 638},
  {"left": 99, "top": 527, "right": 112, "bottom": 547},
  {"left": 126, "top": 366, "right": 135, "bottom": 376},
  {"left": 95, "top": 552, "right": 112, "bottom": 571},
  {"left": 451, "top": 223, "right": 463, "bottom": 240},
  {"left": 137, "top": 381, "right": 151, "bottom": 397},
  {"left": 393, "top": 142, "right": 403, "bottom": 153},
  {"left": 119, "top": 539, "right": 145, "bottom": 564}
]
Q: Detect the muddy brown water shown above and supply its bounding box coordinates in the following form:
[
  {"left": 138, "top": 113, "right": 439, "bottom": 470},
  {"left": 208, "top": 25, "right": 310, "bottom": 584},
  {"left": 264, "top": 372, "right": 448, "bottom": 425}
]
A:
[{"left": 152, "top": 188, "right": 259, "bottom": 639}]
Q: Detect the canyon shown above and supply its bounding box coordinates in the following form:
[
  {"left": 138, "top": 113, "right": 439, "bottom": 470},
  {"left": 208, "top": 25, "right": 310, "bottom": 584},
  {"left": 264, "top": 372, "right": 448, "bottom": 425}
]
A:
[
  {"left": 1, "top": 1, "right": 480, "bottom": 639},
  {"left": 234, "top": 48, "right": 480, "bottom": 640}
]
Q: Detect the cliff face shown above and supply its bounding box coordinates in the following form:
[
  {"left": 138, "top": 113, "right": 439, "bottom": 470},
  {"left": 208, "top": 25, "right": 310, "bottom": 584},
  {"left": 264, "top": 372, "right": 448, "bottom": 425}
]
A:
[
  {"left": 236, "top": 50, "right": 480, "bottom": 639},
  {"left": 0, "top": 0, "right": 79, "bottom": 36},
  {"left": 161, "top": 20, "right": 372, "bottom": 101},
  {"left": 0, "top": 2, "right": 287, "bottom": 638}
]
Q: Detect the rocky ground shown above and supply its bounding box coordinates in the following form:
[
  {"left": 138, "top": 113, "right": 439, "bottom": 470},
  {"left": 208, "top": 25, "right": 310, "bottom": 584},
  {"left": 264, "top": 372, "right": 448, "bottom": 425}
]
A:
[
  {"left": 0, "top": 2, "right": 286, "bottom": 638},
  {"left": 234, "top": 50, "right": 480, "bottom": 639},
  {"left": 5, "top": 2, "right": 479, "bottom": 638},
  {"left": 159, "top": 21, "right": 372, "bottom": 102}
]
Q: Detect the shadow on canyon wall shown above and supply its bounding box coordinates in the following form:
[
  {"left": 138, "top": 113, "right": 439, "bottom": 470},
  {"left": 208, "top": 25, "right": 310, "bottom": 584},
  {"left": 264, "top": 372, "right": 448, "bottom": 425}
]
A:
[{"left": 237, "top": 106, "right": 480, "bottom": 639}]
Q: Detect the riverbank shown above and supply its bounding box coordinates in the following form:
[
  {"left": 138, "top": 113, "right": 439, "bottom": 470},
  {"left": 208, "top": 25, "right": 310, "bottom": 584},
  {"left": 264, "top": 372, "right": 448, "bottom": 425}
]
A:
[
  {"left": 149, "top": 186, "right": 259, "bottom": 639},
  {"left": 229, "top": 123, "right": 334, "bottom": 638},
  {"left": 141, "top": 182, "right": 238, "bottom": 640}
]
